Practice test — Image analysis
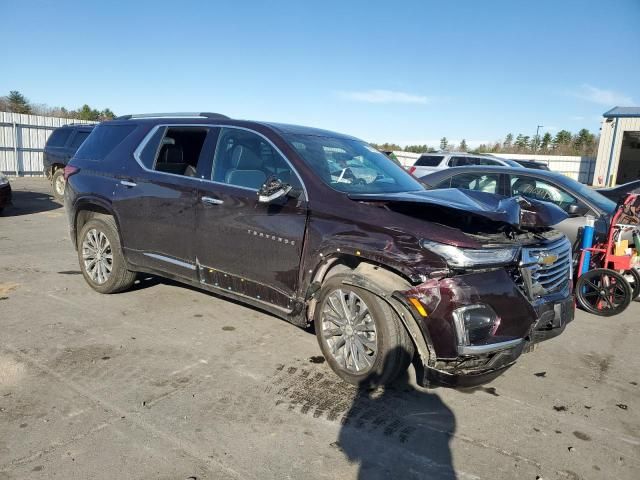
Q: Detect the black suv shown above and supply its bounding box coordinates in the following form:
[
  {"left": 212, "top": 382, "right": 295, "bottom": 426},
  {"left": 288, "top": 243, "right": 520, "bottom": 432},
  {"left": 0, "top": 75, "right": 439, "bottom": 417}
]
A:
[
  {"left": 44, "top": 123, "right": 95, "bottom": 200},
  {"left": 64, "top": 113, "right": 574, "bottom": 388}
]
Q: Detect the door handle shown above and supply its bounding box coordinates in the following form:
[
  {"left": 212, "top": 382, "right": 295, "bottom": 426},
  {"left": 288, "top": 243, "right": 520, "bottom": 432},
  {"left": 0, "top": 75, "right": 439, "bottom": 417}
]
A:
[
  {"left": 120, "top": 180, "right": 137, "bottom": 188},
  {"left": 201, "top": 196, "right": 224, "bottom": 205}
]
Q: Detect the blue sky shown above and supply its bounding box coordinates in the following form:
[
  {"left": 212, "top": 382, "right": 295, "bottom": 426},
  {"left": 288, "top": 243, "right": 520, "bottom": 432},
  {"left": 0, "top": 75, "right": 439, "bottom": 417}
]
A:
[{"left": 2, "top": 0, "right": 639, "bottom": 148}]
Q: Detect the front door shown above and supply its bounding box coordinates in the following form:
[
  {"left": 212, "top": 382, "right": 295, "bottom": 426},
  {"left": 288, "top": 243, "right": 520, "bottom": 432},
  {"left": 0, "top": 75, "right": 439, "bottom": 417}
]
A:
[
  {"left": 507, "top": 173, "right": 594, "bottom": 245},
  {"left": 194, "top": 127, "right": 308, "bottom": 310}
]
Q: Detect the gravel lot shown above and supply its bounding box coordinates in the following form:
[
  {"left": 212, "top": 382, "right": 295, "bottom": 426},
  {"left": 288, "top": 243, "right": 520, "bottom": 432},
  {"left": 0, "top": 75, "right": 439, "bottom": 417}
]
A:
[{"left": 1, "top": 177, "right": 639, "bottom": 480}]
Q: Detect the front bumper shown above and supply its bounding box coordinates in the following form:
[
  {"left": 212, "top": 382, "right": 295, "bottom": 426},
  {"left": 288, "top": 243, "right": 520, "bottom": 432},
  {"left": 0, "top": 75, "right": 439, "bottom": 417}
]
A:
[{"left": 399, "top": 269, "right": 574, "bottom": 388}]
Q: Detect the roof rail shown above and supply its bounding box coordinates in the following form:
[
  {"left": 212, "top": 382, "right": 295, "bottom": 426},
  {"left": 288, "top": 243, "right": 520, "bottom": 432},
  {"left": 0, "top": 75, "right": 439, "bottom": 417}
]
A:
[
  {"left": 115, "top": 112, "right": 230, "bottom": 120},
  {"left": 59, "top": 122, "right": 97, "bottom": 127}
]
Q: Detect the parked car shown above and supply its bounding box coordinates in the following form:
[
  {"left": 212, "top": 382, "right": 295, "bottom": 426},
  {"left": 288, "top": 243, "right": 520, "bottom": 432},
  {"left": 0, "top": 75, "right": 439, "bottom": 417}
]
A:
[
  {"left": 596, "top": 180, "right": 640, "bottom": 204},
  {"left": 0, "top": 173, "right": 12, "bottom": 212},
  {"left": 511, "top": 159, "right": 550, "bottom": 171},
  {"left": 43, "top": 123, "right": 95, "bottom": 201},
  {"left": 419, "top": 165, "right": 618, "bottom": 246},
  {"left": 64, "top": 113, "right": 574, "bottom": 388},
  {"left": 407, "top": 152, "right": 523, "bottom": 177}
]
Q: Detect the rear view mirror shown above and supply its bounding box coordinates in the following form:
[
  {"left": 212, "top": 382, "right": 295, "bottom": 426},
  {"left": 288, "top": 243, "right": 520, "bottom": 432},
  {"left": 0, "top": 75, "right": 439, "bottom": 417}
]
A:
[{"left": 257, "top": 176, "right": 292, "bottom": 204}]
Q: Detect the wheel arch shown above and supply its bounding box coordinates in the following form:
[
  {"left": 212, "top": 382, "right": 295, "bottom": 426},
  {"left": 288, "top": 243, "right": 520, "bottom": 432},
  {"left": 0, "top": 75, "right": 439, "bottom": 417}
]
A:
[
  {"left": 73, "top": 198, "right": 121, "bottom": 249},
  {"left": 308, "top": 257, "right": 435, "bottom": 369}
]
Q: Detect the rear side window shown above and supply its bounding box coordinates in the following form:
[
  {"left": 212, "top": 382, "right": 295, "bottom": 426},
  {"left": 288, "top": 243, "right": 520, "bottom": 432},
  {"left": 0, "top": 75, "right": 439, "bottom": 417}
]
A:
[
  {"left": 415, "top": 155, "right": 444, "bottom": 167},
  {"left": 69, "top": 131, "right": 91, "bottom": 150},
  {"left": 46, "top": 129, "right": 72, "bottom": 147},
  {"left": 74, "top": 124, "right": 136, "bottom": 160},
  {"left": 138, "top": 127, "right": 167, "bottom": 169},
  {"left": 449, "top": 156, "right": 478, "bottom": 167}
]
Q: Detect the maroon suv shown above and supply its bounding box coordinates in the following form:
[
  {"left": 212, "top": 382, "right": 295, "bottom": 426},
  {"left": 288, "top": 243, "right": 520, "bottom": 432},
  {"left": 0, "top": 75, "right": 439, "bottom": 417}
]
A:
[{"left": 64, "top": 113, "right": 574, "bottom": 387}]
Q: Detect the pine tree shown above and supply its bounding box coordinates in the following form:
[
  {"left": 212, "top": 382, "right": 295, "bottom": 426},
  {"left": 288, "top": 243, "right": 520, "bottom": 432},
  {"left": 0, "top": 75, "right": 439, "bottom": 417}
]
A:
[
  {"left": 458, "top": 139, "right": 468, "bottom": 152},
  {"left": 439, "top": 137, "right": 449, "bottom": 150},
  {"left": 7, "top": 90, "right": 32, "bottom": 114}
]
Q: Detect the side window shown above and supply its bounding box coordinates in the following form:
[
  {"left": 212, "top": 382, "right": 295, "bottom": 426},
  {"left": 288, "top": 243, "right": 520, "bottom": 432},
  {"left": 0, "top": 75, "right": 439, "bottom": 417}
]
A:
[
  {"left": 449, "top": 156, "right": 477, "bottom": 167},
  {"left": 153, "top": 127, "right": 208, "bottom": 176},
  {"left": 74, "top": 124, "right": 136, "bottom": 161},
  {"left": 415, "top": 155, "right": 444, "bottom": 167},
  {"left": 451, "top": 173, "right": 500, "bottom": 194},
  {"left": 433, "top": 178, "right": 452, "bottom": 189},
  {"left": 510, "top": 175, "right": 578, "bottom": 211},
  {"left": 46, "top": 129, "right": 72, "bottom": 147},
  {"left": 477, "top": 157, "right": 499, "bottom": 166},
  {"left": 138, "top": 127, "right": 166, "bottom": 169},
  {"left": 212, "top": 128, "right": 300, "bottom": 190},
  {"left": 69, "top": 131, "right": 91, "bottom": 151}
]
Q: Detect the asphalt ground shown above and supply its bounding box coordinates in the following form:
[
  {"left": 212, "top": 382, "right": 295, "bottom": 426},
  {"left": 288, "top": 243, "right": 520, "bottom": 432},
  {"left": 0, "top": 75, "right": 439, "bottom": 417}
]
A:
[{"left": 1, "top": 177, "right": 639, "bottom": 479}]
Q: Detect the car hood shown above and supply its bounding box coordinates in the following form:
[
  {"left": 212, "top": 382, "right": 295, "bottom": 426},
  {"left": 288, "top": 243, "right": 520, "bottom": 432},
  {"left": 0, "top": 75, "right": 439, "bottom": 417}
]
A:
[{"left": 348, "top": 188, "right": 568, "bottom": 231}]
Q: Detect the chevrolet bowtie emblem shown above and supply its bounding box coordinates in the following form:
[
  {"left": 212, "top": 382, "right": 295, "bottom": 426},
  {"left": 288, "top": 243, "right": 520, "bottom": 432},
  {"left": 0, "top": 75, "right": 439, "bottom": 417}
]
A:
[{"left": 536, "top": 253, "right": 558, "bottom": 265}]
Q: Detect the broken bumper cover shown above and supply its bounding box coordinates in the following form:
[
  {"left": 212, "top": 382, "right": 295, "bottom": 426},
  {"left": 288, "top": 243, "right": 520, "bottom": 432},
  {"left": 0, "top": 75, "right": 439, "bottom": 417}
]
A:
[{"left": 398, "top": 272, "right": 574, "bottom": 388}]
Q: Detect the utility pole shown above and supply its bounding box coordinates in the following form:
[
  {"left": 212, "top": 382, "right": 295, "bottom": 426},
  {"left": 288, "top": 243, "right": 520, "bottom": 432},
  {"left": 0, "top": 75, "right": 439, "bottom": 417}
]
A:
[{"left": 533, "top": 125, "right": 543, "bottom": 153}]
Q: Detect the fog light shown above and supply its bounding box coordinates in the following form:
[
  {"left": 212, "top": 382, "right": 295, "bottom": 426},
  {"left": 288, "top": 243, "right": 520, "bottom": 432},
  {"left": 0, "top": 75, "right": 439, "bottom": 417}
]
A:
[{"left": 452, "top": 304, "right": 499, "bottom": 346}]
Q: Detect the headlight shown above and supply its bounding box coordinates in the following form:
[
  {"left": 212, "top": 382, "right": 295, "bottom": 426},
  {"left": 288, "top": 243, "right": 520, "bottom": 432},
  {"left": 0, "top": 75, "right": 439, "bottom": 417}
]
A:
[
  {"left": 421, "top": 240, "right": 518, "bottom": 268},
  {"left": 0, "top": 174, "right": 8, "bottom": 186}
]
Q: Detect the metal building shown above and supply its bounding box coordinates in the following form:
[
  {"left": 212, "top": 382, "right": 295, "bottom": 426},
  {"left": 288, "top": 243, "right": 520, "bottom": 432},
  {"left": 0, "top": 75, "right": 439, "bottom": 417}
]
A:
[{"left": 593, "top": 107, "right": 640, "bottom": 187}]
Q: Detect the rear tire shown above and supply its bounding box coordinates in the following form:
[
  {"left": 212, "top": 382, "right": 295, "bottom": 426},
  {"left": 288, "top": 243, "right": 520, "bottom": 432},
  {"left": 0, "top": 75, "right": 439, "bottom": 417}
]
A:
[
  {"left": 77, "top": 216, "right": 136, "bottom": 294},
  {"left": 575, "top": 268, "right": 632, "bottom": 316},
  {"left": 315, "top": 275, "right": 414, "bottom": 387},
  {"left": 52, "top": 168, "right": 66, "bottom": 202}
]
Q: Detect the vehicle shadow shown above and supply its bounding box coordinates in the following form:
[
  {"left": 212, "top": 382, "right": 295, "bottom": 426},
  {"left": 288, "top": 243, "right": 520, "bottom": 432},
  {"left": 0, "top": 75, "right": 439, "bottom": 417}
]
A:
[
  {"left": 336, "top": 347, "right": 457, "bottom": 479},
  {"left": 1, "top": 189, "right": 61, "bottom": 216}
]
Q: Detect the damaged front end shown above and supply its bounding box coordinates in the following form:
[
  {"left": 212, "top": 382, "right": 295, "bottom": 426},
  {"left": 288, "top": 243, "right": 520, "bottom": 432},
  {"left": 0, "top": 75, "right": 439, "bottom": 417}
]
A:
[{"left": 352, "top": 189, "right": 575, "bottom": 387}]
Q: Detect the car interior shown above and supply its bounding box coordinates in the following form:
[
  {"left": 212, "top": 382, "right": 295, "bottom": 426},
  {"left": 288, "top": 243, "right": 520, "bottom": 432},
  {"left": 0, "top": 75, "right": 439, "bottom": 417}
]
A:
[
  {"left": 212, "top": 129, "right": 297, "bottom": 190},
  {"left": 154, "top": 128, "right": 207, "bottom": 176}
]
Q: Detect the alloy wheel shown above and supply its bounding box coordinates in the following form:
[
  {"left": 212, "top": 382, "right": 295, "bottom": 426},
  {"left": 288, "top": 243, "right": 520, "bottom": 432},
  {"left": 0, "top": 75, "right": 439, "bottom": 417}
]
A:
[
  {"left": 82, "top": 228, "right": 113, "bottom": 285},
  {"left": 320, "top": 288, "right": 377, "bottom": 373},
  {"left": 54, "top": 174, "right": 65, "bottom": 197}
]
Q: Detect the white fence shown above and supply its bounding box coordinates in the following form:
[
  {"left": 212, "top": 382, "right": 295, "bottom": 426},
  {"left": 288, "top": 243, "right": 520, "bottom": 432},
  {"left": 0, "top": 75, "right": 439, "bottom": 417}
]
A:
[
  {"left": 393, "top": 151, "right": 596, "bottom": 184},
  {"left": 491, "top": 153, "right": 596, "bottom": 184},
  {"left": 0, "top": 112, "right": 96, "bottom": 176}
]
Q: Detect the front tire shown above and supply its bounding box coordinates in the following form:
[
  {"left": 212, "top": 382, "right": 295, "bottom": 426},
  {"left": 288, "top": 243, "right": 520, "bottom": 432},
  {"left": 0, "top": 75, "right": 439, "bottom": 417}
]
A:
[
  {"left": 77, "top": 216, "right": 136, "bottom": 294},
  {"left": 314, "top": 275, "right": 414, "bottom": 387},
  {"left": 52, "top": 168, "right": 66, "bottom": 202}
]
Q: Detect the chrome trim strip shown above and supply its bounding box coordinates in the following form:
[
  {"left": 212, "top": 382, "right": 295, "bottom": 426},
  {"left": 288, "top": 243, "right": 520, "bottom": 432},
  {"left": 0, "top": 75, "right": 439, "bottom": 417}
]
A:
[
  {"left": 132, "top": 123, "right": 308, "bottom": 201},
  {"left": 143, "top": 252, "right": 197, "bottom": 270},
  {"left": 457, "top": 338, "right": 523, "bottom": 355}
]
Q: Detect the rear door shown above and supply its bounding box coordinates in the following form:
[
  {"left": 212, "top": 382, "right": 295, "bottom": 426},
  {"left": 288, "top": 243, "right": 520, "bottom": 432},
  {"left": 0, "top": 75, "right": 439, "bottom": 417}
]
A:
[
  {"left": 114, "top": 125, "right": 216, "bottom": 279},
  {"left": 194, "top": 127, "right": 308, "bottom": 310}
]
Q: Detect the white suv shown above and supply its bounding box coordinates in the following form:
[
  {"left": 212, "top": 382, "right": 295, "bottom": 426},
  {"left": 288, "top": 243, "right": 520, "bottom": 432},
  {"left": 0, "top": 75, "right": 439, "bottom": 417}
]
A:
[{"left": 408, "top": 152, "right": 521, "bottom": 177}]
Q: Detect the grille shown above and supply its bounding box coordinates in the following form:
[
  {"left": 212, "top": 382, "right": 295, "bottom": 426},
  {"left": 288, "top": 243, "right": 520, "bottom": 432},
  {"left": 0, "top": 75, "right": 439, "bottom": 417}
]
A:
[{"left": 518, "top": 238, "right": 572, "bottom": 298}]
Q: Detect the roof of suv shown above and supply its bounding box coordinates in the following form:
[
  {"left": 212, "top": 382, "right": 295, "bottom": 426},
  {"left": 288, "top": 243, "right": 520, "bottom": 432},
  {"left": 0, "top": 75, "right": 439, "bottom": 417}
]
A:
[
  {"left": 57, "top": 123, "right": 96, "bottom": 130},
  {"left": 418, "top": 152, "right": 497, "bottom": 158},
  {"left": 110, "top": 113, "right": 360, "bottom": 141}
]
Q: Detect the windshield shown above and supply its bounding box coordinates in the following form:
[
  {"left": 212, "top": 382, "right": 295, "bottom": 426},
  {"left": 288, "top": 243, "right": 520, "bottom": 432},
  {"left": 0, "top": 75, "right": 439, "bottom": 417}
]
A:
[
  {"left": 285, "top": 134, "right": 424, "bottom": 193},
  {"left": 572, "top": 181, "right": 616, "bottom": 213}
]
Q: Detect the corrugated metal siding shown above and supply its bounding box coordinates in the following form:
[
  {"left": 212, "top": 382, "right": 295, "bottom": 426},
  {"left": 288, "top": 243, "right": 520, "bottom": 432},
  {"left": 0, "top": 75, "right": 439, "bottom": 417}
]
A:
[
  {"left": 594, "top": 117, "right": 640, "bottom": 187},
  {"left": 0, "top": 112, "right": 96, "bottom": 176},
  {"left": 492, "top": 153, "right": 596, "bottom": 183}
]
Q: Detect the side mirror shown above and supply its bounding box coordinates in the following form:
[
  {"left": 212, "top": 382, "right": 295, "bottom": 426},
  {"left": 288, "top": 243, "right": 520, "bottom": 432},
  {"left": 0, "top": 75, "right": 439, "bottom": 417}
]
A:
[
  {"left": 567, "top": 204, "right": 587, "bottom": 216},
  {"left": 257, "top": 176, "right": 292, "bottom": 204}
]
